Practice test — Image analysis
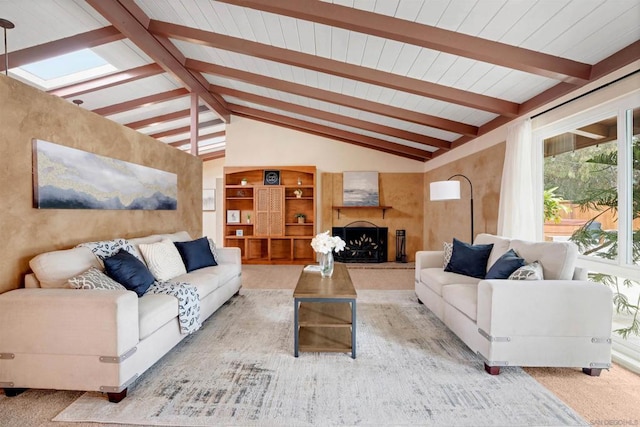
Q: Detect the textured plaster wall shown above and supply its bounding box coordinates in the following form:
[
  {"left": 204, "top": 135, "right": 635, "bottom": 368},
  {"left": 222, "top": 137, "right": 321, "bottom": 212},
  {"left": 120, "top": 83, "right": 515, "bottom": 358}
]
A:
[
  {"left": 0, "top": 76, "right": 202, "bottom": 293},
  {"left": 424, "top": 142, "right": 505, "bottom": 249},
  {"left": 321, "top": 172, "right": 423, "bottom": 262}
]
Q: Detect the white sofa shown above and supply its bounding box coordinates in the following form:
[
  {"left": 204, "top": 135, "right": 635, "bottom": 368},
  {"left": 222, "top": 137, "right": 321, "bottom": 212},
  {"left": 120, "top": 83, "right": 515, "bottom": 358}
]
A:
[
  {"left": 0, "top": 231, "right": 241, "bottom": 402},
  {"left": 415, "top": 233, "right": 613, "bottom": 375}
]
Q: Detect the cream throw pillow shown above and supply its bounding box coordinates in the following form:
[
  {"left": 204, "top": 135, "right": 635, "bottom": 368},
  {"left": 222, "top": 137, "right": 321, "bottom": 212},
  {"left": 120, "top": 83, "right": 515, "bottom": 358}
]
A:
[{"left": 139, "top": 239, "right": 187, "bottom": 281}]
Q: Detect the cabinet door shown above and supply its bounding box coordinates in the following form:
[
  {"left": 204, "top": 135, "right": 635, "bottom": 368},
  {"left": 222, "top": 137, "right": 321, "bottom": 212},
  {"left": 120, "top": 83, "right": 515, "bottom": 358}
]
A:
[{"left": 255, "top": 186, "right": 284, "bottom": 236}]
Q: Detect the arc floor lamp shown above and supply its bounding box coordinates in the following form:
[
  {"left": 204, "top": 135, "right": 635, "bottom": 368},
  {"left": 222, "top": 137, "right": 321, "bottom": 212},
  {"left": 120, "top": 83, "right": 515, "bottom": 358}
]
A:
[{"left": 430, "top": 174, "right": 474, "bottom": 242}]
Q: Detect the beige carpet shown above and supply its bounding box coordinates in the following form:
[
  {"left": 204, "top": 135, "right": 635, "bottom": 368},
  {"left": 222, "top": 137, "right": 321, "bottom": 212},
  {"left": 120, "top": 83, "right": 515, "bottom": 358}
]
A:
[{"left": 0, "top": 263, "right": 638, "bottom": 426}]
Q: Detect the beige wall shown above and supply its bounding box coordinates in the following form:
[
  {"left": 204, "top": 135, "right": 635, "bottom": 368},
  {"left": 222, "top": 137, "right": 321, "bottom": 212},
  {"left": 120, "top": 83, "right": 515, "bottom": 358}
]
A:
[
  {"left": 202, "top": 158, "right": 225, "bottom": 241},
  {"left": 0, "top": 76, "right": 202, "bottom": 293},
  {"left": 424, "top": 142, "right": 505, "bottom": 249}
]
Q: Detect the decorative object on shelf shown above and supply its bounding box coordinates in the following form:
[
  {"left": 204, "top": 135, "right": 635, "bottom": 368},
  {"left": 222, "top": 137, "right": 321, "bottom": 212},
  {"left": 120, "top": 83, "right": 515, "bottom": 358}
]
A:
[
  {"left": 343, "top": 171, "right": 379, "bottom": 206},
  {"left": 297, "top": 177, "right": 302, "bottom": 185},
  {"left": 236, "top": 189, "right": 246, "bottom": 197},
  {"left": 241, "top": 178, "right": 248, "bottom": 186},
  {"left": 263, "top": 170, "right": 280, "bottom": 185},
  {"left": 203, "top": 189, "right": 215, "bottom": 211},
  {"left": 430, "top": 174, "right": 474, "bottom": 242},
  {"left": 235, "top": 230, "right": 244, "bottom": 237},
  {"left": 226, "top": 210, "right": 240, "bottom": 224},
  {"left": 294, "top": 188, "right": 303, "bottom": 198},
  {"left": 294, "top": 213, "right": 306, "bottom": 224},
  {"left": 311, "top": 231, "right": 346, "bottom": 278},
  {"left": 246, "top": 213, "right": 251, "bottom": 224}
]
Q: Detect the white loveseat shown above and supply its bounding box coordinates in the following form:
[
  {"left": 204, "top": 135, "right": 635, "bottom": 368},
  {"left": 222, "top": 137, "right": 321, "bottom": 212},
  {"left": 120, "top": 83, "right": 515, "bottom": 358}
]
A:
[
  {"left": 0, "top": 231, "right": 241, "bottom": 402},
  {"left": 415, "top": 233, "right": 613, "bottom": 375}
]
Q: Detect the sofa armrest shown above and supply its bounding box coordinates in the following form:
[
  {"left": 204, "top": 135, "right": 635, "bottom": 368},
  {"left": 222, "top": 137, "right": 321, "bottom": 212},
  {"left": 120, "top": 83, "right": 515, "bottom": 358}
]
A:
[
  {"left": 415, "top": 251, "right": 445, "bottom": 282},
  {"left": 0, "top": 288, "right": 139, "bottom": 357},
  {"left": 217, "top": 247, "right": 241, "bottom": 265},
  {"left": 477, "top": 280, "right": 613, "bottom": 339}
]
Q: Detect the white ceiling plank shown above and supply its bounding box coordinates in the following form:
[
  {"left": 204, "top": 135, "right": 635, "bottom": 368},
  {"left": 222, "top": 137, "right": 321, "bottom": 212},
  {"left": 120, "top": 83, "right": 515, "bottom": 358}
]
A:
[
  {"left": 394, "top": 1, "right": 424, "bottom": 22},
  {"left": 224, "top": 3, "right": 257, "bottom": 41},
  {"left": 373, "top": 0, "right": 399, "bottom": 17},
  {"left": 421, "top": 52, "right": 458, "bottom": 82},
  {"left": 459, "top": 0, "right": 507, "bottom": 36},
  {"left": 107, "top": 97, "right": 191, "bottom": 123},
  {"left": 345, "top": 31, "right": 368, "bottom": 66},
  {"left": 406, "top": 48, "right": 440, "bottom": 79},
  {"left": 297, "top": 19, "right": 317, "bottom": 55},
  {"left": 314, "top": 23, "right": 332, "bottom": 59},
  {"left": 390, "top": 44, "right": 422, "bottom": 77},
  {"left": 279, "top": 15, "right": 302, "bottom": 52},
  {"left": 499, "top": 0, "right": 567, "bottom": 48},
  {"left": 479, "top": 0, "right": 535, "bottom": 42},
  {"left": 376, "top": 39, "right": 404, "bottom": 73},
  {"left": 209, "top": 2, "right": 244, "bottom": 38},
  {"left": 261, "top": 11, "right": 287, "bottom": 48},
  {"left": 415, "top": 0, "right": 450, "bottom": 26},
  {"left": 243, "top": 8, "right": 271, "bottom": 43},
  {"left": 436, "top": 0, "right": 477, "bottom": 31},
  {"left": 360, "top": 35, "right": 386, "bottom": 69},
  {"left": 331, "top": 27, "right": 350, "bottom": 63}
]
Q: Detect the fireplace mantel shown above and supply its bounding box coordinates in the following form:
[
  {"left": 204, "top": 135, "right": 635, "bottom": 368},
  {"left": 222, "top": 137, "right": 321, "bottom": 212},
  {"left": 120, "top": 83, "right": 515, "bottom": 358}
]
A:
[{"left": 332, "top": 205, "right": 392, "bottom": 219}]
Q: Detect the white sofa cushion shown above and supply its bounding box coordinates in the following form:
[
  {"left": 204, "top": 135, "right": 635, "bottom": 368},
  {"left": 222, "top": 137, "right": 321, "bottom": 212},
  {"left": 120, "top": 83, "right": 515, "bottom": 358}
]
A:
[
  {"left": 30, "top": 247, "right": 102, "bottom": 288},
  {"left": 419, "top": 268, "right": 481, "bottom": 297},
  {"left": 442, "top": 284, "right": 478, "bottom": 321},
  {"left": 473, "top": 233, "right": 511, "bottom": 270},
  {"left": 138, "top": 239, "right": 187, "bottom": 281},
  {"left": 509, "top": 239, "right": 578, "bottom": 280},
  {"left": 138, "top": 293, "right": 179, "bottom": 340},
  {"left": 172, "top": 264, "right": 240, "bottom": 299}
]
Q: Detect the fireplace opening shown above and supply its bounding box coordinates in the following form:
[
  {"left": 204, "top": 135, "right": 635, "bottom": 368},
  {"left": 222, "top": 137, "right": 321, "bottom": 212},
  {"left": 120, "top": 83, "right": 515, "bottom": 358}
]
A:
[{"left": 332, "top": 221, "right": 388, "bottom": 263}]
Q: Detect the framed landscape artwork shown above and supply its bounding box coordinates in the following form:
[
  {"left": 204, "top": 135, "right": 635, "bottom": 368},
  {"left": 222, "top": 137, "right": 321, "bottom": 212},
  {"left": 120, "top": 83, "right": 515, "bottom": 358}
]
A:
[
  {"left": 32, "top": 139, "right": 177, "bottom": 210},
  {"left": 343, "top": 171, "right": 379, "bottom": 206},
  {"left": 203, "top": 189, "right": 215, "bottom": 211}
]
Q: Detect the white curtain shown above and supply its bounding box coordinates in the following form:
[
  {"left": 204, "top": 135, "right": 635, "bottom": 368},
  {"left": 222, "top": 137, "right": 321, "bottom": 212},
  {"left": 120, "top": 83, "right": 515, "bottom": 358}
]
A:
[{"left": 497, "top": 118, "right": 540, "bottom": 240}]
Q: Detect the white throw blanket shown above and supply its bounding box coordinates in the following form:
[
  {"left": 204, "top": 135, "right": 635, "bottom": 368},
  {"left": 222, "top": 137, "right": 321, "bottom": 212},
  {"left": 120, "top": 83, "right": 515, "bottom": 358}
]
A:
[{"left": 78, "top": 239, "right": 201, "bottom": 334}]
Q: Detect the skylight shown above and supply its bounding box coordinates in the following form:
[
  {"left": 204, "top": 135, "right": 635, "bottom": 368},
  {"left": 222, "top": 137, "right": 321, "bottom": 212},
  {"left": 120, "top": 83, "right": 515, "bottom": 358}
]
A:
[{"left": 10, "top": 49, "right": 117, "bottom": 89}]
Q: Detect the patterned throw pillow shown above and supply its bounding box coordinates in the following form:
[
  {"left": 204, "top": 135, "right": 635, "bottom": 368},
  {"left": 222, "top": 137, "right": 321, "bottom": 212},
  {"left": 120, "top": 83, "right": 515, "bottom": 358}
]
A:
[
  {"left": 509, "top": 261, "right": 545, "bottom": 280},
  {"left": 68, "top": 267, "right": 126, "bottom": 290},
  {"left": 208, "top": 238, "right": 219, "bottom": 264},
  {"left": 443, "top": 241, "right": 453, "bottom": 268},
  {"left": 138, "top": 239, "right": 187, "bottom": 281}
]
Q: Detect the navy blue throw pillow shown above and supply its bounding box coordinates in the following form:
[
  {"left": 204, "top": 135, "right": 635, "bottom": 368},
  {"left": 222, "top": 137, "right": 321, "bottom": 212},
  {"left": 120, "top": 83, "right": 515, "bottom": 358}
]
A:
[
  {"left": 485, "top": 249, "right": 525, "bottom": 279},
  {"left": 103, "top": 249, "right": 155, "bottom": 297},
  {"left": 444, "top": 238, "right": 494, "bottom": 279},
  {"left": 174, "top": 237, "right": 217, "bottom": 272}
]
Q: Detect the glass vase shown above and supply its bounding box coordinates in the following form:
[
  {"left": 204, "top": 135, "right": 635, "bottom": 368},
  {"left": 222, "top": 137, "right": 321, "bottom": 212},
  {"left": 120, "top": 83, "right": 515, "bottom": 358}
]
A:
[{"left": 320, "top": 251, "right": 334, "bottom": 278}]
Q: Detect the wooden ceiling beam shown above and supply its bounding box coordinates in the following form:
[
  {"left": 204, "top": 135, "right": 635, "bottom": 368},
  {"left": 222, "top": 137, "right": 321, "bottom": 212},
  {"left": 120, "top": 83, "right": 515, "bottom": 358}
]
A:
[
  {"left": 48, "top": 63, "right": 163, "bottom": 98},
  {"left": 92, "top": 88, "right": 188, "bottom": 116},
  {"left": 0, "top": 26, "right": 125, "bottom": 72},
  {"left": 168, "top": 131, "right": 226, "bottom": 147},
  {"left": 86, "top": 0, "right": 230, "bottom": 122},
  {"left": 218, "top": 0, "right": 591, "bottom": 84},
  {"left": 124, "top": 105, "right": 208, "bottom": 130},
  {"left": 229, "top": 104, "right": 432, "bottom": 162},
  {"left": 150, "top": 20, "right": 518, "bottom": 116},
  {"left": 187, "top": 59, "right": 477, "bottom": 137},
  {"left": 200, "top": 150, "right": 226, "bottom": 161},
  {"left": 215, "top": 86, "right": 451, "bottom": 151},
  {"left": 149, "top": 119, "right": 223, "bottom": 139}
]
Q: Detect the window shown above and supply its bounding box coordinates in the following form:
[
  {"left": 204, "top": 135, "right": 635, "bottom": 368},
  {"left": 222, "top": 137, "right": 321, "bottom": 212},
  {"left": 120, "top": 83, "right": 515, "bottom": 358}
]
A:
[{"left": 535, "top": 89, "right": 640, "bottom": 371}]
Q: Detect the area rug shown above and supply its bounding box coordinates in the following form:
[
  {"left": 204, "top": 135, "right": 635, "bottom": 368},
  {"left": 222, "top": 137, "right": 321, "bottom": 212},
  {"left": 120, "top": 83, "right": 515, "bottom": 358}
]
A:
[{"left": 54, "top": 290, "right": 586, "bottom": 426}]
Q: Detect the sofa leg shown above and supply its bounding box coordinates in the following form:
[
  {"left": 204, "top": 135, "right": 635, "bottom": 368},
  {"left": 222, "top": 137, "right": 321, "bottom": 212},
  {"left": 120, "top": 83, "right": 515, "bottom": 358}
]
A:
[
  {"left": 484, "top": 363, "right": 500, "bottom": 375},
  {"left": 582, "top": 368, "right": 602, "bottom": 377},
  {"left": 3, "top": 387, "right": 27, "bottom": 397},
  {"left": 107, "top": 388, "right": 128, "bottom": 403}
]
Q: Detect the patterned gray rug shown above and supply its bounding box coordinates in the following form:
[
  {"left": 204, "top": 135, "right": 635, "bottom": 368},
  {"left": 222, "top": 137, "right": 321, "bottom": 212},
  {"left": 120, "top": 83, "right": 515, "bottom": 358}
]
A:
[{"left": 54, "top": 290, "right": 586, "bottom": 426}]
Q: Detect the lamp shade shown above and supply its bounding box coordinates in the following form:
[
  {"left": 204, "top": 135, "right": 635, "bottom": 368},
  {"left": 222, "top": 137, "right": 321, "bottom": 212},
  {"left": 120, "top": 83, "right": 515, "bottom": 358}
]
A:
[{"left": 430, "top": 180, "right": 461, "bottom": 201}]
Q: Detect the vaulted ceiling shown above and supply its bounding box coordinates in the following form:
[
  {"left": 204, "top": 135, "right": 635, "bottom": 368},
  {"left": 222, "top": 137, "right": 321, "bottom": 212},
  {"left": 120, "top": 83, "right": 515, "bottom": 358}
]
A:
[{"left": 2, "top": 0, "right": 639, "bottom": 162}]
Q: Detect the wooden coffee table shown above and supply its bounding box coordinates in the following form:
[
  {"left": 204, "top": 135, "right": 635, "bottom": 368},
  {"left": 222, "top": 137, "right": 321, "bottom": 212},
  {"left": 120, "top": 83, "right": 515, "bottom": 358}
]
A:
[{"left": 293, "top": 263, "right": 357, "bottom": 358}]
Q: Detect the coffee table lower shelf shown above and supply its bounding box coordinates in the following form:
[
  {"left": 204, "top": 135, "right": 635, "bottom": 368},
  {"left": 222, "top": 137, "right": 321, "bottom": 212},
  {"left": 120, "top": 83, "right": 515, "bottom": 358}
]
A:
[{"left": 298, "top": 326, "right": 352, "bottom": 353}]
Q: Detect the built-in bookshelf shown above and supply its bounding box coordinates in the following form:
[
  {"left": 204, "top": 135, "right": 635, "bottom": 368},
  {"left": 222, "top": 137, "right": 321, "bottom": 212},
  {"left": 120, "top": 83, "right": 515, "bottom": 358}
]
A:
[{"left": 223, "top": 166, "right": 316, "bottom": 264}]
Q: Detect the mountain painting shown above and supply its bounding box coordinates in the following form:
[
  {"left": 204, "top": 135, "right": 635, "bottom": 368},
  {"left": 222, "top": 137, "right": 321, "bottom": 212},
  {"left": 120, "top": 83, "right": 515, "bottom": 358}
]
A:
[
  {"left": 33, "top": 139, "right": 177, "bottom": 210},
  {"left": 343, "top": 171, "right": 379, "bottom": 206}
]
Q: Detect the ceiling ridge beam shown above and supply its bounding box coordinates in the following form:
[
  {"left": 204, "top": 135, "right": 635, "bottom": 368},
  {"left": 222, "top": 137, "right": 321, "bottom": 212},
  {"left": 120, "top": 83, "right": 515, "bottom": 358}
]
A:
[
  {"left": 48, "top": 63, "right": 163, "bottom": 98},
  {"left": 217, "top": 0, "right": 591, "bottom": 84},
  {"left": 187, "top": 59, "right": 477, "bottom": 137},
  {"left": 229, "top": 104, "right": 431, "bottom": 161},
  {"left": 150, "top": 20, "right": 518, "bottom": 116},
  {"left": 149, "top": 119, "right": 223, "bottom": 139},
  {"left": 0, "top": 25, "right": 125, "bottom": 72},
  {"left": 92, "top": 88, "right": 188, "bottom": 116},
  {"left": 168, "top": 131, "right": 226, "bottom": 147},
  {"left": 124, "top": 105, "right": 207, "bottom": 130},
  {"left": 215, "top": 85, "right": 450, "bottom": 151},
  {"left": 86, "top": 0, "right": 230, "bottom": 122}
]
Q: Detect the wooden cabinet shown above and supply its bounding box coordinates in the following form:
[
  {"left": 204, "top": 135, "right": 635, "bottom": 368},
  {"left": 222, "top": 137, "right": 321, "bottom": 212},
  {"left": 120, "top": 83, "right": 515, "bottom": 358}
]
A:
[{"left": 224, "top": 166, "right": 316, "bottom": 264}]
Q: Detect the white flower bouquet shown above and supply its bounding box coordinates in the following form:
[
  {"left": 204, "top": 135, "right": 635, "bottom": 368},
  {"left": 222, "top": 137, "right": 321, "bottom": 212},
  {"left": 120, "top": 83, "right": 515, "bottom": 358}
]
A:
[{"left": 311, "top": 230, "right": 346, "bottom": 254}]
